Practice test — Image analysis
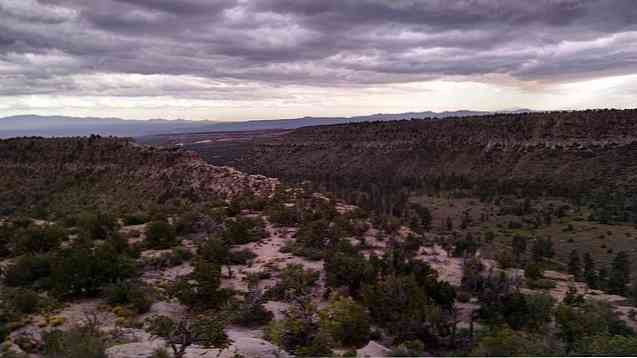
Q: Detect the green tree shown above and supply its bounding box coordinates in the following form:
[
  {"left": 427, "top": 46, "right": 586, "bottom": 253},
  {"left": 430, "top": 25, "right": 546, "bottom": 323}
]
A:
[
  {"left": 568, "top": 250, "right": 581, "bottom": 278},
  {"left": 319, "top": 295, "right": 371, "bottom": 348},
  {"left": 148, "top": 315, "right": 231, "bottom": 358},
  {"left": 583, "top": 252, "right": 598, "bottom": 289},
  {"left": 145, "top": 220, "right": 177, "bottom": 249},
  {"left": 512, "top": 235, "right": 527, "bottom": 264},
  {"left": 608, "top": 251, "right": 631, "bottom": 295}
]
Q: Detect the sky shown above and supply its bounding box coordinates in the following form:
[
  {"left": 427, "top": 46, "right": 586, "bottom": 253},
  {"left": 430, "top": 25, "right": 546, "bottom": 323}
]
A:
[{"left": 1, "top": 0, "right": 636, "bottom": 121}]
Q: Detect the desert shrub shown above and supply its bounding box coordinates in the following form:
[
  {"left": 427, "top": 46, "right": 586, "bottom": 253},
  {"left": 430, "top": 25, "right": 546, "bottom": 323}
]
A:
[
  {"left": 227, "top": 249, "right": 257, "bottom": 265},
  {"left": 3, "top": 254, "right": 52, "bottom": 287},
  {"left": 556, "top": 300, "right": 634, "bottom": 354},
  {"left": 525, "top": 293, "right": 556, "bottom": 331},
  {"left": 144, "top": 247, "right": 193, "bottom": 269},
  {"left": 171, "top": 259, "right": 232, "bottom": 310},
  {"left": 145, "top": 221, "right": 177, "bottom": 249},
  {"left": 175, "top": 211, "right": 204, "bottom": 235},
  {"left": 390, "top": 339, "right": 427, "bottom": 357},
  {"left": 222, "top": 217, "right": 266, "bottom": 245},
  {"left": 147, "top": 315, "right": 230, "bottom": 358},
  {"left": 525, "top": 263, "right": 544, "bottom": 280},
  {"left": 266, "top": 301, "right": 333, "bottom": 357},
  {"left": 43, "top": 324, "right": 107, "bottom": 358},
  {"left": 14, "top": 224, "right": 66, "bottom": 255},
  {"left": 123, "top": 213, "right": 147, "bottom": 226},
  {"left": 319, "top": 295, "right": 371, "bottom": 348},
  {"left": 266, "top": 204, "right": 299, "bottom": 226},
  {"left": 11, "top": 288, "right": 41, "bottom": 315},
  {"left": 198, "top": 238, "right": 229, "bottom": 264},
  {"left": 527, "top": 278, "right": 557, "bottom": 290},
  {"left": 50, "top": 243, "right": 136, "bottom": 298},
  {"left": 267, "top": 264, "right": 320, "bottom": 301},
  {"left": 77, "top": 212, "right": 118, "bottom": 240},
  {"left": 104, "top": 280, "right": 154, "bottom": 314},
  {"left": 150, "top": 348, "right": 172, "bottom": 358},
  {"left": 231, "top": 281, "right": 273, "bottom": 327},
  {"left": 471, "top": 327, "right": 558, "bottom": 356},
  {"left": 324, "top": 241, "right": 371, "bottom": 296}
]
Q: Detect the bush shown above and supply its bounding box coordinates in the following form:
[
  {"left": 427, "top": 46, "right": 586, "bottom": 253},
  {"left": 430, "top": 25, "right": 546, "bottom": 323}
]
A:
[
  {"left": 14, "top": 224, "right": 66, "bottom": 255},
  {"left": 222, "top": 217, "right": 266, "bottom": 245},
  {"left": 104, "top": 280, "right": 154, "bottom": 314},
  {"left": 77, "top": 212, "right": 118, "bottom": 240},
  {"left": 266, "top": 301, "right": 333, "bottom": 357},
  {"left": 526, "top": 279, "right": 557, "bottom": 290},
  {"left": 227, "top": 249, "right": 257, "bottom": 265},
  {"left": 50, "top": 243, "right": 136, "bottom": 298},
  {"left": 231, "top": 282, "right": 273, "bottom": 327},
  {"left": 146, "top": 221, "right": 177, "bottom": 249},
  {"left": 525, "top": 263, "right": 544, "bottom": 280},
  {"left": 12, "top": 288, "right": 41, "bottom": 315},
  {"left": 266, "top": 204, "right": 299, "bottom": 226},
  {"left": 267, "top": 264, "right": 320, "bottom": 301},
  {"left": 43, "top": 324, "right": 107, "bottom": 358},
  {"left": 3, "top": 254, "right": 52, "bottom": 287},
  {"left": 171, "top": 259, "right": 232, "bottom": 310},
  {"left": 319, "top": 295, "right": 371, "bottom": 348},
  {"left": 123, "top": 213, "right": 147, "bottom": 226},
  {"left": 391, "top": 339, "right": 427, "bottom": 357}
]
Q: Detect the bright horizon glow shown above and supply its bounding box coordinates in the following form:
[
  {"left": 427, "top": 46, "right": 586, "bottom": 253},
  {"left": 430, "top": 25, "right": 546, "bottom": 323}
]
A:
[{"left": 1, "top": 74, "right": 636, "bottom": 121}]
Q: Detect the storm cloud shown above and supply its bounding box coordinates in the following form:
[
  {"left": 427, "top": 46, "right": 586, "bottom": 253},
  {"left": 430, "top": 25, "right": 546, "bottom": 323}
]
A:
[{"left": 1, "top": 0, "right": 636, "bottom": 118}]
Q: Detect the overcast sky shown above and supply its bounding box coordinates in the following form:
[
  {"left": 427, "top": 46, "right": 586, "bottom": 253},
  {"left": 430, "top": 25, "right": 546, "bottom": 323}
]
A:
[{"left": 1, "top": 0, "right": 636, "bottom": 121}]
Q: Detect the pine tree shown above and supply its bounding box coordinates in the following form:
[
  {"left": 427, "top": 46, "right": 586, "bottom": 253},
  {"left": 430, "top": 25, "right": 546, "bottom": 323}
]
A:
[
  {"left": 583, "top": 252, "right": 597, "bottom": 289},
  {"left": 567, "top": 250, "right": 581, "bottom": 278},
  {"left": 608, "top": 251, "right": 630, "bottom": 295}
]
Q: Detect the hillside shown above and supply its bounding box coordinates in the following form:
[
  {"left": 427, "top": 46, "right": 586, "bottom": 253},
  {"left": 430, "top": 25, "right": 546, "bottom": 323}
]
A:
[
  {"left": 202, "top": 109, "right": 637, "bottom": 203},
  {"left": 2, "top": 135, "right": 637, "bottom": 357},
  {"left": 0, "top": 136, "right": 277, "bottom": 217}
]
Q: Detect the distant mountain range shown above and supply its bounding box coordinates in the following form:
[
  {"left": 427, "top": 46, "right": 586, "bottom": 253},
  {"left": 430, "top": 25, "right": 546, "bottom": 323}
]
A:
[{"left": 0, "top": 109, "right": 534, "bottom": 138}]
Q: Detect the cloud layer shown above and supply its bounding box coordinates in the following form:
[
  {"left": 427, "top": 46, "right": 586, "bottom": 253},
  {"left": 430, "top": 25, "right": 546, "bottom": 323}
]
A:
[{"left": 1, "top": 0, "right": 636, "bottom": 119}]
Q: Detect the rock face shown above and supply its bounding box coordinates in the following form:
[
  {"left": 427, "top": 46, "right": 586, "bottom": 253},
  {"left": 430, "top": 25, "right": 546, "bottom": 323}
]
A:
[
  {"left": 0, "top": 137, "right": 278, "bottom": 214},
  {"left": 106, "top": 328, "right": 287, "bottom": 358},
  {"left": 209, "top": 109, "right": 637, "bottom": 195}
]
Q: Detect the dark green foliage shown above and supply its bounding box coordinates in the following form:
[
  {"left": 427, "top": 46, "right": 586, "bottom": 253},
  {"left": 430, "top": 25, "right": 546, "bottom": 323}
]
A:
[
  {"left": 452, "top": 233, "right": 480, "bottom": 257},
  {"left": 3, "top": 254, "right": 52, "bottom": 287},
  {"left": 324, "top": 241, "right": 371, "bottom": 296},
  {"left": 608, "top": 251, "right": 631, "bottom": 295},
  {"left": 148, "top": 315, "right": 231, "bottom": 358},
  {"left": 319, "top": 295, "right": 371, "bottom": 348},
  {"left": 171, "top": 259, "right": 232, "bottom": 310},
  {"left": 568, "top": 249, "right": 581, "bottom": 278},
  {"left": 43, "top": 324, "right": 107, "bottom": 358},
  {"left": 531, "top": 237, "right": 555, "bottom": 261},
  {"left": 267, "top": 264, "right": 320, "bottom": 301},
  {"left": 471, "top": 327, "right": 560, "bottom": 356},
  {"left": 123, "top": 213, "right": 148, "bottom": 226},
  {"left": 582, "top": 252, "right": 603, "bottom": 290},
  {"left": 77, "top": 212, "right": 118, "bottom": 240},
  {"left": 512, "top": 235, "right": 527, "bottom": 264},
  {"left": 14, "top": 224, "right": 66, "bottom": 255},
  {"left": 222, "top": 217, "right": 266, "bottom": 245},
  {"left": 145, "top": 220, "right": 178, "bottom": 249},
  {"left": 104, "top": 280, "right": 154, "bottom": 314},
  {"left": 231, "top": 281, "right": 273, "bottom": 327},
  {"left": 525, "top": 263, "right": 544, "bottom": 281},
  {"left": 266, "top": 300, "right": 333, "bottom": 357},
  {"left": 556, "top": 300, "right": 634, "bottom": 354},
  {"left": 50, "top": 243, "right": 136, "bottom": 298},
  {"left": 408, "top": 203, "right": 432, "bottom": 232},
  {"left": 266, "top": 203, "right": 299, "bottom": 226}
]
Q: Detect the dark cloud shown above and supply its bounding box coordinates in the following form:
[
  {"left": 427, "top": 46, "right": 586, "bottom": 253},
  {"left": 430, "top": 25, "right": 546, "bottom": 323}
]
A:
[{"left": 1, "top": 0, "right": 636, "bottom": 98}]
